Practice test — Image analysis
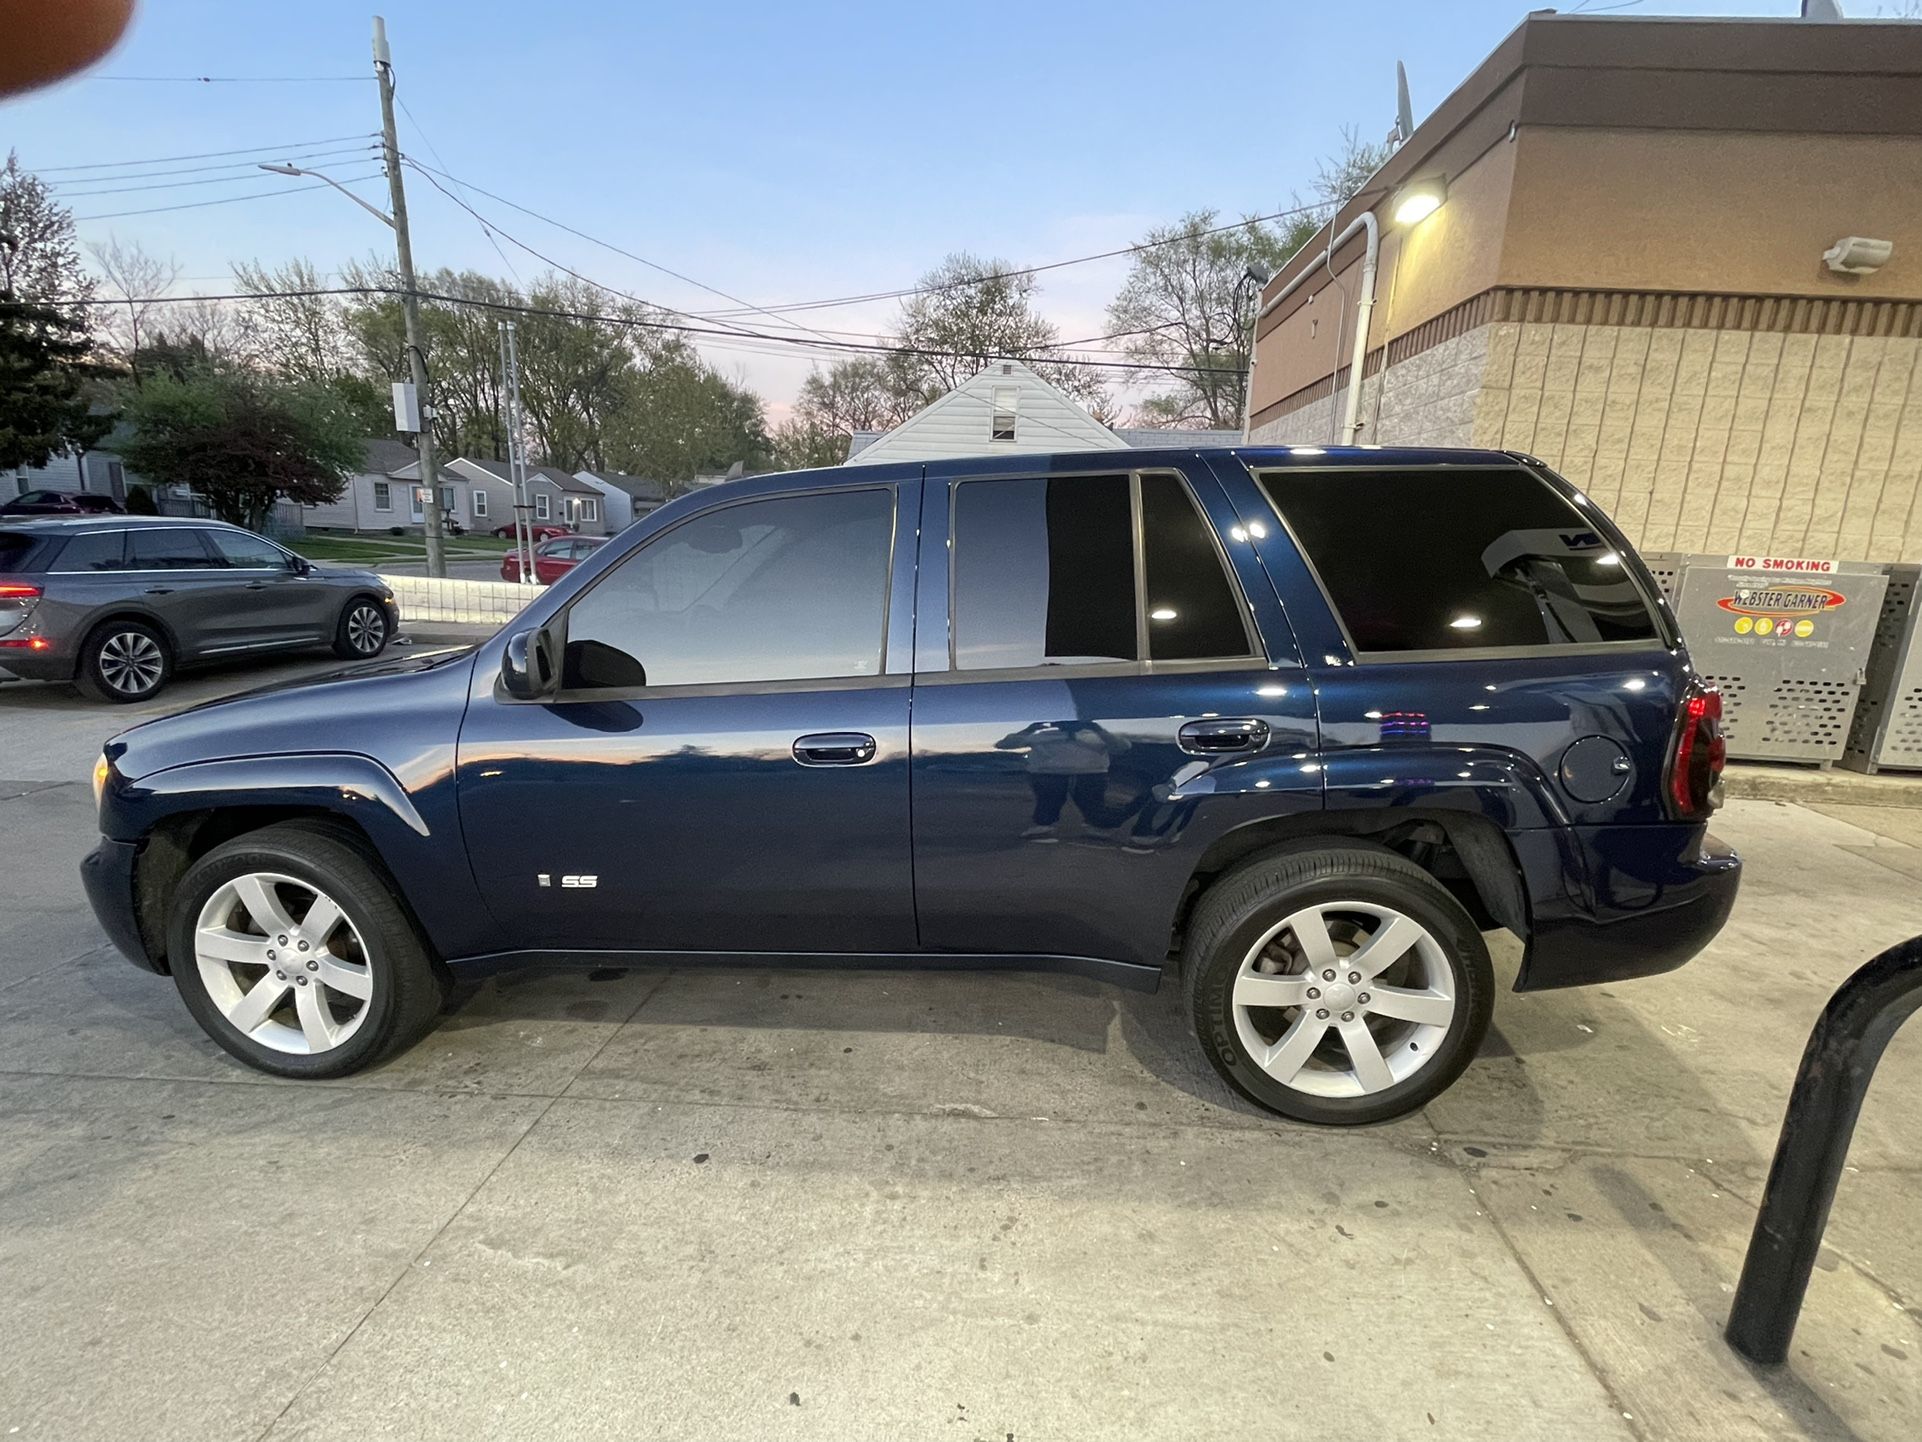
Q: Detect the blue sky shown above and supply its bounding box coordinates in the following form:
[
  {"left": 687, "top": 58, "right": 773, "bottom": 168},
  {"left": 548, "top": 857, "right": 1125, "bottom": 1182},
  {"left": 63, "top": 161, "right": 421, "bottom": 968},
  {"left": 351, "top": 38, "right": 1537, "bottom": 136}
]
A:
[{"left": 3, "top": 0, "right": 1808, "bottom": 416}]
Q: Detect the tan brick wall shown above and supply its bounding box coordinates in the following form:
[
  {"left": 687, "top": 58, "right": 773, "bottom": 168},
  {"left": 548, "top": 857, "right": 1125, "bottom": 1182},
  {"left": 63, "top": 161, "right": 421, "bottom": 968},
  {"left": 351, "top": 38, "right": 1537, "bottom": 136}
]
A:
[{"left": 1256, "top": 321, "right": 1922, "bottom": 564}]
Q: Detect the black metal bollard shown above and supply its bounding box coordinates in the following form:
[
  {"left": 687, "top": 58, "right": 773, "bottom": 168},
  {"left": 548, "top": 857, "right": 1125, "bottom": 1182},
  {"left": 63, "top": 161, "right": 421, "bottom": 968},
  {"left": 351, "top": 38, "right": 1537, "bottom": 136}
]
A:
[{"left": 1726, "top": 933, "right": 1922, "bottom": 1365}]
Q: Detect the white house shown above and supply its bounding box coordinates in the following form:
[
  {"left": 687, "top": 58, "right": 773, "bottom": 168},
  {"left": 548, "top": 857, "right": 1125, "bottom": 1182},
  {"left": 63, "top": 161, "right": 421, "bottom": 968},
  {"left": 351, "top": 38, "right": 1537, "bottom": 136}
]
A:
[
  {"left": 843, "top": 361, "right": 1242, "bottom": 465},
  {"left": 303, "top": 439, "right": 441, "bottom": 533},
  {"left": 575, "top": 471, "right": 669, "bottom": 529},
  {"left": 447, "top": 458, "right": 608, "bottom": 535}
]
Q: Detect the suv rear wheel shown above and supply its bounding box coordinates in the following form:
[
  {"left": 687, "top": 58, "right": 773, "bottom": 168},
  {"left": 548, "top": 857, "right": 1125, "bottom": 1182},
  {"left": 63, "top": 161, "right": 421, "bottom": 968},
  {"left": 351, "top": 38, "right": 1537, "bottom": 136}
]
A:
[
  {"left": 76, "top": 619, "right": 172, "bottom": 703},
  {"left": 1184, "top": 843, "right": 1493, "bottom": 1125},
  {"left": 167, "top": 822, "right": 446, "bottom": 1078}
]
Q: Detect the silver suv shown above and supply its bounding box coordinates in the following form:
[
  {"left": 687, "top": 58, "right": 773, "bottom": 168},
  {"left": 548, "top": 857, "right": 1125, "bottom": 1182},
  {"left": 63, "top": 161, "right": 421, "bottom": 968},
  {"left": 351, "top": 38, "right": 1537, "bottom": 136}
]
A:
[{"left": 0, "top": 517, "right": 398, "bottom": 703}]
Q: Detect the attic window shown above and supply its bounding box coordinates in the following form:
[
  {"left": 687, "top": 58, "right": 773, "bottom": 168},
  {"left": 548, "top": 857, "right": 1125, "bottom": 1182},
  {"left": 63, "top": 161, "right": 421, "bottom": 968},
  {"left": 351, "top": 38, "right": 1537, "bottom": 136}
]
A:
[{"left": 990, "top": 386, "right": 1017, "bottom": 442}]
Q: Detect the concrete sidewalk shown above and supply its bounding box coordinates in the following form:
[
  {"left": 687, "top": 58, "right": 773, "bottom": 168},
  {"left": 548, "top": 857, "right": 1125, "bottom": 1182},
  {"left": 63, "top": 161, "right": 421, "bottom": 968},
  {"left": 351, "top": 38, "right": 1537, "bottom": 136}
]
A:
[{"left": 0, "top": 677, "right": 1918, "bottom": 1437}]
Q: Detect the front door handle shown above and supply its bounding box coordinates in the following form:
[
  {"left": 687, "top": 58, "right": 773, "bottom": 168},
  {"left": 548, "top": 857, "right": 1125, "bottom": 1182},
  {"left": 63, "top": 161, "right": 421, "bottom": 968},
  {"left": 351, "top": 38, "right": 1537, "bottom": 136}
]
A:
[
  {"left": 792, "top": 732, "right": 877, "bottom": 767},
  {"left": 244, "top": 581, "right": 269, "bottom": 591},
  {"left": 788, "top": 734, "right": 880, "bottom": 769},
  {"left": 1178, "top": 718, "right": 1271, "bottom": 755},
  {"left": 143, "top": 587, "right": 174, "bottom": 596}
]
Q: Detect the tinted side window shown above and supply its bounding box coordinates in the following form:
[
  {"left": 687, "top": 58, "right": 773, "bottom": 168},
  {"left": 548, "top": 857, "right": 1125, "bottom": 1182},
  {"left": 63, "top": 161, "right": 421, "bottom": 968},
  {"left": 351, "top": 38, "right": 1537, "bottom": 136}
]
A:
[
  {"left": 1140, "top": 473, "right": 1252, "bottom": 660},
  {"left": 205, "top": 530, "right": 287, "bottom": 568},
  {"left": 1258, "top": 467, "right": 1660, "bottom": 652},
  {"left": 54, "top": 532, "right": 128, "bottom": 572},
  {"left": 563, "top": 488, "right": 894, "bottom": 690},
  {"left": 128, "top": 528, "right": 215, "bottom": 569},
  {"left": 953, "top": 475, "right": 1136, "bottom": 670}
]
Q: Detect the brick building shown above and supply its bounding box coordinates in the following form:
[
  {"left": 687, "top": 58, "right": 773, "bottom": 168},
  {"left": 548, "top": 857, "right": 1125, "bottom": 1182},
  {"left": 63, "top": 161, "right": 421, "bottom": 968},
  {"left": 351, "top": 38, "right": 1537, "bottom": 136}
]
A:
[{"left": 1245, "top": 11, "right": 1922, "bottom": 563}]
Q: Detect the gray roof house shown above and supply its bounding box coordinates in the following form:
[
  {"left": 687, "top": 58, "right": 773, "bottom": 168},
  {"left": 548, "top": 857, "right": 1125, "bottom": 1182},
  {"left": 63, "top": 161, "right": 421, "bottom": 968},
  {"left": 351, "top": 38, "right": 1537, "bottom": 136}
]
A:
[
  {"left": 447, "top": 458, "right": 609, "bottom": 535},
  {"left": 575, "top": 471, "right": 670, "bottom": 529},
  {"left": 301, "top": 439, "right": 438, "bottom": 534}
]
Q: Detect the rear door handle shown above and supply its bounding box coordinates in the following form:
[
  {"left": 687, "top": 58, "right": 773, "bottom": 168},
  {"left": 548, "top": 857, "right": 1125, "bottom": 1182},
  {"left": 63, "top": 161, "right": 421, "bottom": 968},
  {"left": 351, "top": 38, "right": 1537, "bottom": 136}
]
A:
[
  {"left": 1178, "top": 718, "right": 1271, "bottom": 755},
  {"left": 244, "top": 581, "right": 269, "bottom": 591},
  {"left": 792, "top": 732, "right": 877, "bottom": 767},
  {"left": 143, "top": 587, "right": 175, "bottom": 596}
]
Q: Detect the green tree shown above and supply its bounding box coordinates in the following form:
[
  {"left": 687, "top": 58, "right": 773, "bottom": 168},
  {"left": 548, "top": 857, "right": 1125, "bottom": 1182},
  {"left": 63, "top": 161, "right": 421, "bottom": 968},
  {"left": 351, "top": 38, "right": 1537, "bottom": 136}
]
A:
[
  {"left": 118, "top": 368, "right": 362, "bottom": 531},
  {"left": 1111, "top": 128, "right": 1391, "bottom": 428},
  {"left": 603, "top": 339, "right": 770, "bottom": 486},
  {"left": 0, "top": 151, "right": 110, "bottom": 470},
  {"left": 769, "top": 413, "right": 851, "bottom": 471},
  {"left": 892, "top": 252, "right": 1106, "bottom": 409}
]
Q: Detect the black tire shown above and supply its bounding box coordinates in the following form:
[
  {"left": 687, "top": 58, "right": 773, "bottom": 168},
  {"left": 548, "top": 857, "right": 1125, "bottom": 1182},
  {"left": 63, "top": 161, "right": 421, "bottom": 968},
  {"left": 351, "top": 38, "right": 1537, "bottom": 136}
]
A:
[
  {"left": 75, "top": 618, "right": 172, "bottom": 703},
  {"left": 332, "top": 595, "right": 391, "bottom": 660},
  {"left": 1183, "top": 842, "right": 1494, "bottom": 1126},
  {"left": 167, "top": 821, "right": 447, "bottom": 1078}
]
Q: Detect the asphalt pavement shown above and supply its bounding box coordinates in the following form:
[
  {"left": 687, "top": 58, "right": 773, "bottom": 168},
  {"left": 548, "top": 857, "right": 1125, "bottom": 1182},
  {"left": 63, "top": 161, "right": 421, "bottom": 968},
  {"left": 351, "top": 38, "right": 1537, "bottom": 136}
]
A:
[{"left": 1, "top": 652, "right": 1919, "bottom": 1440}]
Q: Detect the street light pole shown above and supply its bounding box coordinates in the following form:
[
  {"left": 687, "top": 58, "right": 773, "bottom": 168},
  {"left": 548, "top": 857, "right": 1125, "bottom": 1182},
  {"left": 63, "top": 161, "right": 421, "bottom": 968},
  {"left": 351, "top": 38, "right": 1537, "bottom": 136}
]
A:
[{"left": 371, "top": 15, "right": 446, "bottom": 579}]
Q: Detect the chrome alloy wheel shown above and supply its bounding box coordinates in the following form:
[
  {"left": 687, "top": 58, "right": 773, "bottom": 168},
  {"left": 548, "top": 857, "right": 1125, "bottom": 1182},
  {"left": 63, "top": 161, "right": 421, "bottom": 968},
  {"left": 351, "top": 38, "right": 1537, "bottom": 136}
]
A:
[
  {"left": 194, "top": 872, "right": 374, "bottom": 1055},
  {"left": 345, "top": 602, "right": 387, "bottom": 655},
  {"left": 98, "top": 630, "right": 164, "bottom": 695},
  {"left": 1231, "top": 901, "right": 1457, "bottom": 1098}
]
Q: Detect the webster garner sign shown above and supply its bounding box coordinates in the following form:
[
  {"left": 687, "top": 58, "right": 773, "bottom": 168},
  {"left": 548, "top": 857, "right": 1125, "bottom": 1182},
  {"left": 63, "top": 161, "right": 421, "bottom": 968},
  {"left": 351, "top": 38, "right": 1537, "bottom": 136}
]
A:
[{"left": 1726, "top": 554, "right": 1838, "bottom": 574}]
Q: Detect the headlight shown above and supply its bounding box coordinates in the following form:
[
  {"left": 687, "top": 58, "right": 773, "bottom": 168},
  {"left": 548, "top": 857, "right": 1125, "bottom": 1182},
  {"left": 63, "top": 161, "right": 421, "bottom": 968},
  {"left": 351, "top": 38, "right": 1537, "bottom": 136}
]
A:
[{"left": 92, "top": 753, "right": 111, "bottom": 811}]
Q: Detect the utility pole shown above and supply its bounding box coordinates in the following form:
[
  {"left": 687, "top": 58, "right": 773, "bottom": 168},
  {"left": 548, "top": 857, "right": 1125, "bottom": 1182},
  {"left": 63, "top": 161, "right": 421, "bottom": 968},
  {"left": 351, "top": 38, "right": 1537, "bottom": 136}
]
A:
[
  {"left": 372, "top": 16, "right": 446, "bottom": 578},
  {"left": 498, "top": 320, "right": 536, "bottom": 584}
]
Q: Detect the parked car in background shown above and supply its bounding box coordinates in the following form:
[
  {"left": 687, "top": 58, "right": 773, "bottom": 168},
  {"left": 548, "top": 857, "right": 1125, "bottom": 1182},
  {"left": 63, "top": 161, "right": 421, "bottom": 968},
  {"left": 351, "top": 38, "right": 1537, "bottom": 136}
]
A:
[
  {"left": 0, "top": 490, "right": 126, "bottom": 518},
  {"left": 491, "top": 522, "right": 569, "bottom": 542},
  {"left": 501, "top": 534, "right": 604, "bottom": 585},
  {"left": 80, "top": 447, "right": 1738, "bottom": 1125},
  {"left": 0, "top": 517, "right": 398, "bottom": 703}
]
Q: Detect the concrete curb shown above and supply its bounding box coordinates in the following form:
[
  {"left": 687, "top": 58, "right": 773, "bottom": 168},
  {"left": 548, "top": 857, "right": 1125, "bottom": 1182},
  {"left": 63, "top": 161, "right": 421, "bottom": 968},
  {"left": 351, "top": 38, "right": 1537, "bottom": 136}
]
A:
[{"left": 1725, "top": 762, "right": 1922, "bottom": 809}]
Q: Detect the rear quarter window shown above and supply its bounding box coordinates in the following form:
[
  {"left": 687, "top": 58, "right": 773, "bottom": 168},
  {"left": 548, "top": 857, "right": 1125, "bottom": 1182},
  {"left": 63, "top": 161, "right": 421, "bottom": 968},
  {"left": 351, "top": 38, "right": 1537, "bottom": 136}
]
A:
[
  {"left": 0, "top": 532, "right": 44, "bottom": 571},
  {"left": 1255, "top": 466, "right": 1660, "bottom": 653}
]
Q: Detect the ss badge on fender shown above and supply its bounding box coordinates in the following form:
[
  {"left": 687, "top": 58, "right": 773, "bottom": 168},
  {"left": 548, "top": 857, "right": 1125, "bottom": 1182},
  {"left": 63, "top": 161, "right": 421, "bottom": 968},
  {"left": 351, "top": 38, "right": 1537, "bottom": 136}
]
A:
[{"left": 536, "top": 874, "right": 599, "bottom": 889}]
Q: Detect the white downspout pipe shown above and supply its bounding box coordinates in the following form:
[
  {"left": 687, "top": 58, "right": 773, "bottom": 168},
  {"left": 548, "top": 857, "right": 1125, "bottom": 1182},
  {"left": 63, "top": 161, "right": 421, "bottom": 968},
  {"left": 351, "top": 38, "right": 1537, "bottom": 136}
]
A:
[{"left": 1251, "top": 209, "right": 1380, "bottom": 446}]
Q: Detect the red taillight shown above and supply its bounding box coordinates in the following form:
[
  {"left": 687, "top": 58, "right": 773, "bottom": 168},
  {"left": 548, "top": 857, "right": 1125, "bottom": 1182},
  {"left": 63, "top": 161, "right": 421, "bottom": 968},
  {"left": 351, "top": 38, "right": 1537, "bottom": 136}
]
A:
[
  {"left": 0, "top": 637, "right": 51, "bottom": 650},
  {"left": 0, "top": 584, "right": 41, "bottom": 598},
  {"left": 1668, "top": 685, "right": 1725, "bottom": 820}
]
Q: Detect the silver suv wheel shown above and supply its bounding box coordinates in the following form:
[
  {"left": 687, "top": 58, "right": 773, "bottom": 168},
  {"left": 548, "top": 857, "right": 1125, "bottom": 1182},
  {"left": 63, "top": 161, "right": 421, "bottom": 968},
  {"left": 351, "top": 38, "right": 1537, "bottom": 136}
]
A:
[
  {"left": 1232, "top": 901, "right": 1457, "bottom": 1098},
  {"left": 97, "top": 629, "right": 165, "bottom": 696},
  {"left": 194, "top": 871, "right": 374, "bottom": 1055}
]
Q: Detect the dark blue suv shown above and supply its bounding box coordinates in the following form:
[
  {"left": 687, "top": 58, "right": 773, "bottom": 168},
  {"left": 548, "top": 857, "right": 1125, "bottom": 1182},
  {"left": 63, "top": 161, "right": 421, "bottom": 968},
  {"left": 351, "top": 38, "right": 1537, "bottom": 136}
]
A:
[{"left": 81, "top": 447, "right": 1739, "bottom": 1124}]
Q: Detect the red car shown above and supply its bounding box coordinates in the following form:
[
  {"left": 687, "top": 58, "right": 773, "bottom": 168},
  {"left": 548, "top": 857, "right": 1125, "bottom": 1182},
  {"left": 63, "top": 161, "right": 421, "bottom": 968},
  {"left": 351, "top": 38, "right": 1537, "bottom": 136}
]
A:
[
  {"left": 501, "top": 534, "right": 605, "bottom": 585},
  {"left": 0, "top": 489, "right": 126, "bottom": 518},
  {"left": 491, "top": 522, "right": 569, "bottom": 542}
]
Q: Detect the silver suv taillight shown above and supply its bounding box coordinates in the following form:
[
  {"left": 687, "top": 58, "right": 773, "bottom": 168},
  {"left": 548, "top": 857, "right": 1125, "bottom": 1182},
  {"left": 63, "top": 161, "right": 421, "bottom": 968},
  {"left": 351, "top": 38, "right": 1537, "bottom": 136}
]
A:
[{"left": 0, "top": 581, "right": 42, "bottom": 639}]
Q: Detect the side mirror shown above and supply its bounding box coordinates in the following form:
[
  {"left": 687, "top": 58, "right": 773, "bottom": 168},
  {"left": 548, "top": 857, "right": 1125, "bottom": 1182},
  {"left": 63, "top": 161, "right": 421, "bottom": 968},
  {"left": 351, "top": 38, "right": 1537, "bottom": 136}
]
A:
[
  {"left": 500, "top": 626, "right": 558, "bottom": 700},
  {"left": 289, "top": 555, "right": 313, "bottom": 576}
]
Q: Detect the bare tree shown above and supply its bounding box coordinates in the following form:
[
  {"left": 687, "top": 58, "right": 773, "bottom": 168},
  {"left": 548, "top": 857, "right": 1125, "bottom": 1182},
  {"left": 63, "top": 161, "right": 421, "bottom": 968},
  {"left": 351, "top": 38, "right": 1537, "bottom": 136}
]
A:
[
  {"left": 157, "top": 296, "right": 245, "bottom": 364},
  {"left": 233, "top": 257, "right": 356, "bottom": 382},
  {"left": 88, "top": 235, "right": 180, "bottom": 380}
]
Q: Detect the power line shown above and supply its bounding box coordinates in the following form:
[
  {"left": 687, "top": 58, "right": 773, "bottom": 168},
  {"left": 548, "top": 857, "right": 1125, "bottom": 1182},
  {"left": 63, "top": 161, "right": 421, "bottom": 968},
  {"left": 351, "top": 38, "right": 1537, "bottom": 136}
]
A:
[
  {"left": 36, "top": 134, "right": 378, "bottom": 174},
  {"left": 401, "top": 158, "right": 845, "bottom": 345},
  {"left": 392, "top": 96, "right": 521, "bottom": 284},
  {"left": 53, "top": 284, "right": 1247, "bottom": 377},
  {"left": 51, "top": 146, "right": 383, "bottom": 198},
  {"left": 403, "top": 163, "right": 808, "bottom": 345},
  {"left": 85, "top": 74, "right": 371, "bottom": 83},
  {"left": 45, "top": 141, "right": 381, "bottom": 188},
  {"left": 691, "top": 205, "right": 1323, "bottom": 320},
  {"left": 73, "top": 171, "right": 387, "bottom": 222}
]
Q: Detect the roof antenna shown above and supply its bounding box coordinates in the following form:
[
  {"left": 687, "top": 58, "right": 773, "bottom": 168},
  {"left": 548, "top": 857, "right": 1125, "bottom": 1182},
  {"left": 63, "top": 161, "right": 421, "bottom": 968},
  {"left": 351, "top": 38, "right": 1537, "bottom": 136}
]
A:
[{"left": 1391, "top": 61, "right": 1415, "bottom": 148}]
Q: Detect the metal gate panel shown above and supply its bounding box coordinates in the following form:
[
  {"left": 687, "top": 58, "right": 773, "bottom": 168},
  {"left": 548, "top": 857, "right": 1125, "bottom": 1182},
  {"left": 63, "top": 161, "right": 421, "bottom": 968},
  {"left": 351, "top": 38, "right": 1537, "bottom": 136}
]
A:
[
  {"left": 1843, "top": 563, "right": 1922, "bottom": 774},
  {"left": 1674, "top": 557, "right": 1888, "bottom": 764}
]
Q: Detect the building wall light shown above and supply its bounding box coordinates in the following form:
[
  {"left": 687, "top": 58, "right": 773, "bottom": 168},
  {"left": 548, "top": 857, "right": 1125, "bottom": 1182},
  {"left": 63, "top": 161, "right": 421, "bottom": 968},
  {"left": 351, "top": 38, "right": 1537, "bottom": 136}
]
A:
[{"left": 1393, "top": 176, "right": 1446, "bottom": 226}]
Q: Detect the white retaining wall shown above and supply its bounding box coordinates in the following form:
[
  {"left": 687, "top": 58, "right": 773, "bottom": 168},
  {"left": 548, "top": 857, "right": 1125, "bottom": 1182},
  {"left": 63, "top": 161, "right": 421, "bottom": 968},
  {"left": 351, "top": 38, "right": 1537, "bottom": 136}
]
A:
[{"left": 380, "top": 574, "right": 537, "bottom": 626}]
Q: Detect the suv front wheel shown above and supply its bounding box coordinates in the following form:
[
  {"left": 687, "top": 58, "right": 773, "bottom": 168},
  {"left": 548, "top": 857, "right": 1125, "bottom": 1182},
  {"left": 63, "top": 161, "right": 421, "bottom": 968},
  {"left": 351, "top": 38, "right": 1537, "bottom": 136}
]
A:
[
  {"left": 1184, "top": 843, "right": 1493, "bottom": 1125},
  {"left": 167, "top": 822, "right": 447, "bottom": 1077}
]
